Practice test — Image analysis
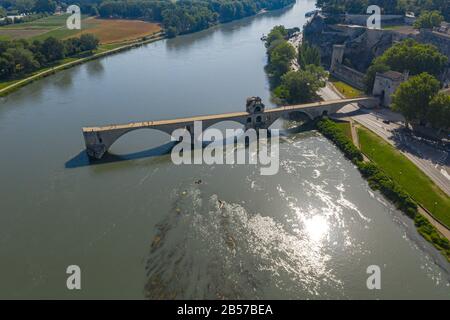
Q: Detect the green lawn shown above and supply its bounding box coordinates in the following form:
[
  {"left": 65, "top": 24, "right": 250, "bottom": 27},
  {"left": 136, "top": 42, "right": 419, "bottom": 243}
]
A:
[
  {"left": 29, "top": 27, "right": 79, "bottom": 41},
  {"left": 0, "top": 14, "right": 71, "bottom": 29},
  {"left": 335, "top": 122, "right": 352, "bottom": 141},
  {"left": 329, "top": 76, "right": 364, "bottom": 98},
  {"left": 0, "top": 14, "right": 90, "bottom": 41},
  {"left": 358, "top": 127, "right": 450, "bottom": 227},
  {"left": 382, "top": 25, "right": 403, "bottom": 30}
]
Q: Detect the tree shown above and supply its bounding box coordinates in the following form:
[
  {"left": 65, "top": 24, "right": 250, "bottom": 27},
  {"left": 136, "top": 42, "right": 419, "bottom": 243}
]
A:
[
  {"left": 298, "top": 41, "right": 321, "bottom": 68},
  {"left": 316, "top": 0, "right": 405, "bottom": 14},
  {"left": 274, "top": 65, "right": 327, "bottom": 103},
  {"left": 391, "top": 72, "right": 440, "bottom": 125},
  {"left": 40, "top": 37, "right": 65, "bottom": 62},
  {"left": 374, "top": 39, "right": 447, "bottom": 77},
  {"left": 4, "top": 47, "right": 39, "bottom": 74},
  {"left": 428, "top": 93, "right": 450, "bottom": 131},
  {"left": 414, "top": 10, "right": 444, "bottom": 29},
  {"left": 15, "top": 0, "right": 36, "bottom": 13},
  {"left": 79, "top": 34, "right": 99, "bottom": 52},
  {"left": 265, "top": 25, "right": 287, "bottom": 48},
  {"left": 33, "top": 0, "right": 56, "bottom": 13},
  {"left": 0, "top": 56, "right": 13, "bottom": 78},
  {"left": 364, "top": 62, "right": 389, "bottom": 93},
  {"left": 0, "top": 5, "right": 6, "bottom": 17},
  {"left": 267, "top": 40, "right": 295, "bottom": 80}
]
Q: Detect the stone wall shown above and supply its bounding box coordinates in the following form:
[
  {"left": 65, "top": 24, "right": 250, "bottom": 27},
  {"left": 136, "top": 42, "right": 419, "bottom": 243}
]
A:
[
  {"left": 303, "top": 15, "right": 404, "bottom": 71},
  {"left": 417, "top": 29, "right": 450, "bottom": 58},
  {"left": 332, "top": 63, "right": 366, "bottom": 90},
  {"left": 304, "top": 14, "right": 450, "bottom": 82}
]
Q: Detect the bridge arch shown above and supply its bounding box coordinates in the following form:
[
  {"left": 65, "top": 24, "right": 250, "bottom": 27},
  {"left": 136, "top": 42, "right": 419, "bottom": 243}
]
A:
[
  {"left": 83, "top": 125, "right": 185, "bottom": 159},
  {"left": 107, "top": 127, "right": 176, "bottom": 156},
  {"left": 264, "top": 110, "right": 314, "bottom": 130}
]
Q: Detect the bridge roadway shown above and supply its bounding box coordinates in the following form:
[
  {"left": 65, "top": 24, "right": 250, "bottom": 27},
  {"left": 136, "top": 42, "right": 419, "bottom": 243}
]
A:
[{"left": 82, "top": 97, "right": 376, "bottom": 159}]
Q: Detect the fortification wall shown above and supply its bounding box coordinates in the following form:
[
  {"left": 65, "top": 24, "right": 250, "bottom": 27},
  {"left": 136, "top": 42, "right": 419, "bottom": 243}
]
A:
[
  {"left": 332, "top": 64, "right": 366, "bottom": 90},
  {"left": 417, "top": 30, "right": 450, "bottom": 58}
]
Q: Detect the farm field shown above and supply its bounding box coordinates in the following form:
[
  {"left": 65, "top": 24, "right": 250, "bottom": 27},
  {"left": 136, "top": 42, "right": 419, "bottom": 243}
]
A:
[
  {"left": 71, "top": 17, "right": 161, "bottom": 44},
  {"left": 0, "top": 14, "right": 78, "bottom": 40},
  {"left": 0, "top": 14, "right": 161, "bottom": 44}
]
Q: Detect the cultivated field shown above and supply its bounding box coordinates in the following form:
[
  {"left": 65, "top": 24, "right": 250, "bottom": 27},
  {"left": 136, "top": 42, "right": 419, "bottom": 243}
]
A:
[
  {"left": 0, "top": 14, "right": 161, "bottom": 44},
  {"left": 71, "top": 18, "right": 161, "bottom": 44}
]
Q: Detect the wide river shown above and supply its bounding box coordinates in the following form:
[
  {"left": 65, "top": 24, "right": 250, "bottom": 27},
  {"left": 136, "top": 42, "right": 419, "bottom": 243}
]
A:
[{"left": 0, "top": 0, "right": 449, "bottom": 299}]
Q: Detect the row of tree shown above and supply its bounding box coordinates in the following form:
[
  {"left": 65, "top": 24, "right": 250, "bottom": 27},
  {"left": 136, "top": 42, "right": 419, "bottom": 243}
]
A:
[
  {"left": 316, "top": 0, "right": 450, "bottom": 21},
  {"left": 265, "top": 25, "right": 326, "bottom": 104},
  {"left": 0, "top": 0, "right": 57, "bottom": 14},
  {"left": 317, "top": 118, "right": 450, "bottom": 259},
  {"left": 97, "top": 0, "right": 296, "bottom": 37},
  {"left": 0, "top": 34, "right": 99, "bottom": 79},
  {"left": 317, "top": 118, "right": 419, "bottom": 219}
]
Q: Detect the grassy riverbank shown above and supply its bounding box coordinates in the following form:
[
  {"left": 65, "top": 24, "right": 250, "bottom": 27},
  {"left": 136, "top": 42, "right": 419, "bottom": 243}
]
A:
[
  {"left": 0, "top": 32, "right": 164, "bottom": 97},
  {"left": 335, "top": 122, "right": 352, "bottom": 140},
  {"left": 316, "top": 118, "right": 450, "bottom": 262},
  {"left": 357, "top": 127, "right": 450, "bottom": 227}
]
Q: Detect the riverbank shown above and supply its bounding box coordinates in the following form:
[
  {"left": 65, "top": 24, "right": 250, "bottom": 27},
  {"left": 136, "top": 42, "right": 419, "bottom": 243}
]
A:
[
  {"left": 1, "top": 0, "right": 448, "bottom": 298},
  {"left": 316, "top": 117, "right": 450, "bottom": 262},
  {"left": 0, "top": 32, "right": 165, "bottom": 97},
  {"left": 0, "top": 3, "right": 298, "bottom": 98}
]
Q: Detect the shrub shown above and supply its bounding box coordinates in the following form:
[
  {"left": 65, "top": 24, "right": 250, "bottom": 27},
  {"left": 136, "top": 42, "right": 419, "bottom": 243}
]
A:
[
  {"left": 316, "top": 118, "right": 363, "bottom": 162},
  {"left": 316, "top": 118, "right": 418, "bottom": 219}
]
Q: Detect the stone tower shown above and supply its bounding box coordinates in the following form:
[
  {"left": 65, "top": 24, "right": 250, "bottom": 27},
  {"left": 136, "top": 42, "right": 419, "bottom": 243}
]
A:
[
  {"left": 245, "top": 97, "right": 266, "bottom": 130},
  {"left": 330, "top": 44, "right": 345, "bottom": 72}
]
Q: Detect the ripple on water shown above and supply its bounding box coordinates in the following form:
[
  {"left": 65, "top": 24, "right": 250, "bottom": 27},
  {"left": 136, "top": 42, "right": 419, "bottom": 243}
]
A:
[{"left": 144, "top": 181, "right": 348, "bottom": 298}]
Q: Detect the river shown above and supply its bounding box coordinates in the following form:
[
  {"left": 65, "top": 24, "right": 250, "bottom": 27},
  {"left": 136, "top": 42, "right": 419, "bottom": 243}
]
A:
[{"left": 0, "top": 0, "right": 449, "bottom": 299}]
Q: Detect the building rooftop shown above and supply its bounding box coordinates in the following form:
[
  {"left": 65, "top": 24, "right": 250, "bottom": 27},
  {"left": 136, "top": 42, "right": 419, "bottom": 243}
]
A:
[{"left": 379, "top": 70, "right": 404, "bottom": 81}]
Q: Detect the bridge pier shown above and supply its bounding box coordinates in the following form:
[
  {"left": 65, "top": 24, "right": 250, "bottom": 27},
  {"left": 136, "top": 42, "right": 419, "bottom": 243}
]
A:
[
  {"left": 83, "top": 128, "right": 131, "bottom": 159},
  {"left": 83, "top": 131, "right": 108, "bottom": 159}
]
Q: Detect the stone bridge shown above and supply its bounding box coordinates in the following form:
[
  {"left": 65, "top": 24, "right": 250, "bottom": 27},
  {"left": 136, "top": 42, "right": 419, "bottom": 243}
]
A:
[{"left": 82, "top": 96, "right": 377, "bottom": 159}]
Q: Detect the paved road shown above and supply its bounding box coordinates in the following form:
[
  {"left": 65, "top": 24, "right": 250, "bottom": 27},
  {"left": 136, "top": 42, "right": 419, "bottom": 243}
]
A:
[{"left": 319, "top": 83, "right": 450, "bottom": 197}]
